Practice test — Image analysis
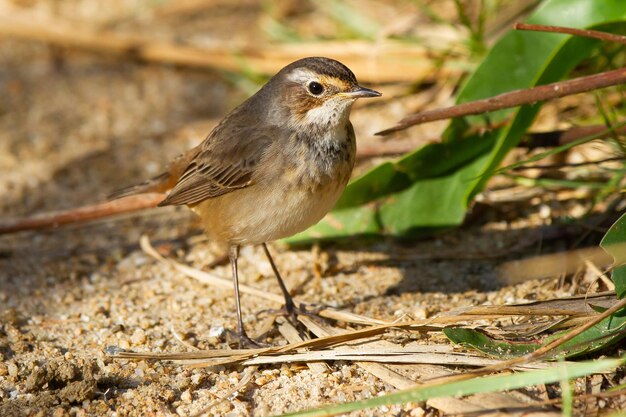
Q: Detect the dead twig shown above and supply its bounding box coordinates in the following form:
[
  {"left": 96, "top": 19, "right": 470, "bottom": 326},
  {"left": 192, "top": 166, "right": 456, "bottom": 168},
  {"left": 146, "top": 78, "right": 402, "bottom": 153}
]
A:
[
  {"left": 0, "top": 194, "right": 163, "bottom": 234},
  {"left": 514, "top": 23, "right": 626, "bottom": 46},
  {"left": 376, "top": 67, "right": 626, "bottom": 135},
  {"left": 519, "top": 125, "right": 626, "bottom": 148},
  {"left": 510, "top": 156, "right": 626, "bottom": 171}
]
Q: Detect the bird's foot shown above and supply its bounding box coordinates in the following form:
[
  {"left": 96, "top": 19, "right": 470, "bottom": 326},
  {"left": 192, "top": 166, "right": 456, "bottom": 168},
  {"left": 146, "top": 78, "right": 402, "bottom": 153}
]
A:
[
  {"left": 236, "top": 331, "right": 269, "bottom": 349},
  {"left": 263, "top": 301, "right": 327, "bottom": 328}
]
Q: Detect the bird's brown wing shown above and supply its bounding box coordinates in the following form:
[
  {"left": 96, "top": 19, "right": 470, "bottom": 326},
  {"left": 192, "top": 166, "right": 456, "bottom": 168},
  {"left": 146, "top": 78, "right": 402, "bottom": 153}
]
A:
[{"left": 158, "top": 121, "right": 275, "bottom": 207}]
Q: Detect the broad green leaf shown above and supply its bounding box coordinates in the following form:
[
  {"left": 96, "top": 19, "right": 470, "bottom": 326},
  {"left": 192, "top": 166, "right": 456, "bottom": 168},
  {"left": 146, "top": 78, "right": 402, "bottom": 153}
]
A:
[
  {"left": 288, "top": 204, "right": 380, "bottom": 243},
  {"left": 378, "top": 150, "right": 491, "bottom": 233},
  {"left": 293, "top": 0, "right": 626, "bottom": 242},
  {"left": 601, "top": 212, "right": 626, "bottom": 298},
  {"left": 276, "top": 357, "right": 625, "bottom": 417},
  {"left": 335, "top": 132, "right": 495, "bottom": 210},
  {"left": 444, "top": 309, "right": 626, "bottom": 359}
]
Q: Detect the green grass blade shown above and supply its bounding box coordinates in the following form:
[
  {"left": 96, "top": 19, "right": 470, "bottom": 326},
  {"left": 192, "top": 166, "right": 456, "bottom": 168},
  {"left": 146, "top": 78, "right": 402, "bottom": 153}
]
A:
[
  {"left": 276, "top": 357, "right": 625, "bottom": 417},
  {"left": 601, "top": 212, "right": 626, "bottom": 298}
]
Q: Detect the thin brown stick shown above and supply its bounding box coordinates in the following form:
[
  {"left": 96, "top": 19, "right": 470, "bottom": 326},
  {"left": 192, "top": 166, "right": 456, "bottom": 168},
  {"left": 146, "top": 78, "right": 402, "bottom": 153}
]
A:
[
  {"left": 511, "top": 156, "right": 625, "bottom": 171},
  {"left": 0, "top": 194, "right": 163, "bottom": 234},
  {"left": 376, "top": 67, "right": 626, "bottom": 135},
  {"left": 520, "top": 125, "right": 626, "bottom": 148},
  {"left": 515, "top": 23, "right": 626, "bottom": 46}
]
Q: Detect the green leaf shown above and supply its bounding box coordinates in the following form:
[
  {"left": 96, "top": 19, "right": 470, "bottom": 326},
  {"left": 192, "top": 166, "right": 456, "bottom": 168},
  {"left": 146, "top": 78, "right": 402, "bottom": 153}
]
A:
[
  {"left": 444, "top": 309, "right": 626, "bottom": 359},
  {"left": 295, "top": 0, "right": 626, "bottom": 241},
  {"left": 275, "top": 357, "right": 625, "bottom": 417},
  {"left": 378, "top": 150, "right": 491, "bottom": 233},
  {"left": 442, "top": 328, "right": 539, "bottom": 359},
  {"left": 601, "top": 212, "right": 626, "bottom": 298},
  {"left": 287, "top": 204, "right": 380, "bottom": 243},
  {"left": 334, "top": 132, "right": 495, "bottom": 211}
]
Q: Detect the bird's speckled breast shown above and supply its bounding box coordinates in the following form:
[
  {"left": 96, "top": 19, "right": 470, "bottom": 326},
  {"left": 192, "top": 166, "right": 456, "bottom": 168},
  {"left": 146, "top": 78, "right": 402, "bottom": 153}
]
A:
[{"left": 193, "top": 123, "right": 356, "bottom": 246}]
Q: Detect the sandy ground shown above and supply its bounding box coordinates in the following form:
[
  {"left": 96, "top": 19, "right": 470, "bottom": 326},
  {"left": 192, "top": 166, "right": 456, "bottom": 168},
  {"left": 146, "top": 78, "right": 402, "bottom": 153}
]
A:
[{"left": 1, "top": 2, "right": 625, "bottom": 416}]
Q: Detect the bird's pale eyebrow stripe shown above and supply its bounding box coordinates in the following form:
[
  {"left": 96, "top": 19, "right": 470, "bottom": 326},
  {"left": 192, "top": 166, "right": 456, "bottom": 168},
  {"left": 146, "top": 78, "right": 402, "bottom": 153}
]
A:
[{"left": 286, "top": 68, "right": 316, "bottom": 83}]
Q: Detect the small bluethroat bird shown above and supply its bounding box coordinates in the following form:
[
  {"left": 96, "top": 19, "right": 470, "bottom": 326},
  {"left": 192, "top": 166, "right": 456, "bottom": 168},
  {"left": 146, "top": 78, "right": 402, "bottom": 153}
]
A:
[{"left": 112, "top": 57, "right": 381, "bottom": 346}]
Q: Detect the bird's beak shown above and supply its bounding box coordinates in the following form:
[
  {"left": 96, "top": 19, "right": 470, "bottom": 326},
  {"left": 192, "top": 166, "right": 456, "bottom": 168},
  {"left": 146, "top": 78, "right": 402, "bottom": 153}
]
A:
[{"left": 341, "top": 86, "right": 382, "bottom": 99}]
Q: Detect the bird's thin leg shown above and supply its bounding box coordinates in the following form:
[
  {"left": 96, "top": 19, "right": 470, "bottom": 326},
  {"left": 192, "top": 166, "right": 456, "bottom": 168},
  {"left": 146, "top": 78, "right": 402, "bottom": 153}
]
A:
[
  {"left": 229, "top": 245, "right": 259, "bottom": 348},
  {"left": 262, "top": 243, "right": 296, "bottom": 316}
]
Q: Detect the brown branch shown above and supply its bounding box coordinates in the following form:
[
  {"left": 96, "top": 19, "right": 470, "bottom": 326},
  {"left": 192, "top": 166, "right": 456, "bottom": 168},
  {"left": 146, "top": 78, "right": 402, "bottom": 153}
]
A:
[
  {"left": 515, "top": 22, "right": 626, "bottom": 46},
  {"left": 376, "top": 67, "right": 626, "bottom": 135},
  {"left": 0, "top": 194, "right": 163, "bottom": 235}
]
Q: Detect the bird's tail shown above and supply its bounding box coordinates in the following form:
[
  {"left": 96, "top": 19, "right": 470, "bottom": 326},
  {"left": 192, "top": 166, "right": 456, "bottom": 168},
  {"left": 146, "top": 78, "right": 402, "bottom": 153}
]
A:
[
  {"left": 108, "top": 146, "right": 201, "bottom": 200},
  {"left": 107, "top": 171, "right": 174, "bottom": 200}
]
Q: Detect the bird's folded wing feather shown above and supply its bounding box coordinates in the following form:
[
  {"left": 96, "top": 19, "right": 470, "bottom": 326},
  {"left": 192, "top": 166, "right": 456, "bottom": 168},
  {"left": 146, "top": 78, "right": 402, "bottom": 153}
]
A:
[{"left": 159, "top": 120, "right": 275, "bottom": 206}]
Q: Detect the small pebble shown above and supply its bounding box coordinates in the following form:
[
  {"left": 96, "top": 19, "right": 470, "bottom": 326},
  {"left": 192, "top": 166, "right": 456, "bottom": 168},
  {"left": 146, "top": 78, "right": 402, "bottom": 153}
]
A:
[
  {"left": 7, "top": 362, "right": 18, "bottom": 378},
  {"left": 52, "top": 407, "right": 68, "bottom": 417},
  {"left": 118, "top": 339, "right": 130, "bottom": 350},
  {"left": 131, "top": 329, "right": 146, "bottom": 345},
  {"left": 181, "top": 390, "right": 192, "bottom": 403}
]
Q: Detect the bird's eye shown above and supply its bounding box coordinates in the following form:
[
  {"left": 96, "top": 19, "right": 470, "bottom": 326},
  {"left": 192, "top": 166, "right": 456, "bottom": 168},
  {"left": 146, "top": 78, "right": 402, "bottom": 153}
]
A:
[{"left": 308, "top": 81, "right": 324, "bottom": 95}]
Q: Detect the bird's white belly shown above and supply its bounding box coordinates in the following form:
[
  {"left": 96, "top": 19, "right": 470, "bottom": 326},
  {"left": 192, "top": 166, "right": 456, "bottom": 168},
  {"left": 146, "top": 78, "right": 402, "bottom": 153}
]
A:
[
  {"left": 245, "top": 182, "right": 342, "bottom": 244},
  {"left": 193, "top": 178, "right": 347, "bottom": 246}
]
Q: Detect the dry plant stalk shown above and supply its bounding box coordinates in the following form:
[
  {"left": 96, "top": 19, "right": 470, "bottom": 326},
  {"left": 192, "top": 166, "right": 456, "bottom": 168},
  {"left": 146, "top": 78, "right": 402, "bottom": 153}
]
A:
[
  {"left": 514, "top": 23, "right": 626, "bottom": 45},
  {"left": 0, "top": 11, "right": 435, "bottom": 83},
  {"left": 497, "top": 246, "right": 614, "bottom": 284}
]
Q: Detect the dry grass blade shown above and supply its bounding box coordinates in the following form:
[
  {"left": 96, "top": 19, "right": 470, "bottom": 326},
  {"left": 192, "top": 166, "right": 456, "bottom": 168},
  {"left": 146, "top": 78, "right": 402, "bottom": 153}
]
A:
[
  {"left": 447, "top": 290, "right": 618, "bottom": 317},
  {"left": 237, "top": 350, "right": 554, "bottom": 369},
  {"left": 298, "top": 316, "right": 417, "bottom": 390},
  {"left": 0, "top": 11, "right": 440, "bottom": 83},
  {"left": 276, "top": 317, "right": 330, "bottom": 374},
  {"left": 497, "top": 246, "right": 613, "bottom": 284},
  {"left": 119, "top": 238, "right": 624, "bottom": 376}
]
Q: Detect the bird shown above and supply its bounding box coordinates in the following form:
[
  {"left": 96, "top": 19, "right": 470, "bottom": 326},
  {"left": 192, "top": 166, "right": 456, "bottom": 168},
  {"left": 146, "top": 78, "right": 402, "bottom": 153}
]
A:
[{"left": 111, "top": 57, "right": 381, "bottom": 347}]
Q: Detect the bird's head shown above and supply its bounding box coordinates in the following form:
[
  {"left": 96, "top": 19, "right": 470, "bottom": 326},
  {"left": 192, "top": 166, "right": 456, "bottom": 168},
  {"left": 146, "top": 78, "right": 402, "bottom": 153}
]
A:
[{"left": 269, "top": 57, "right": 381, "bottom": 129}]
